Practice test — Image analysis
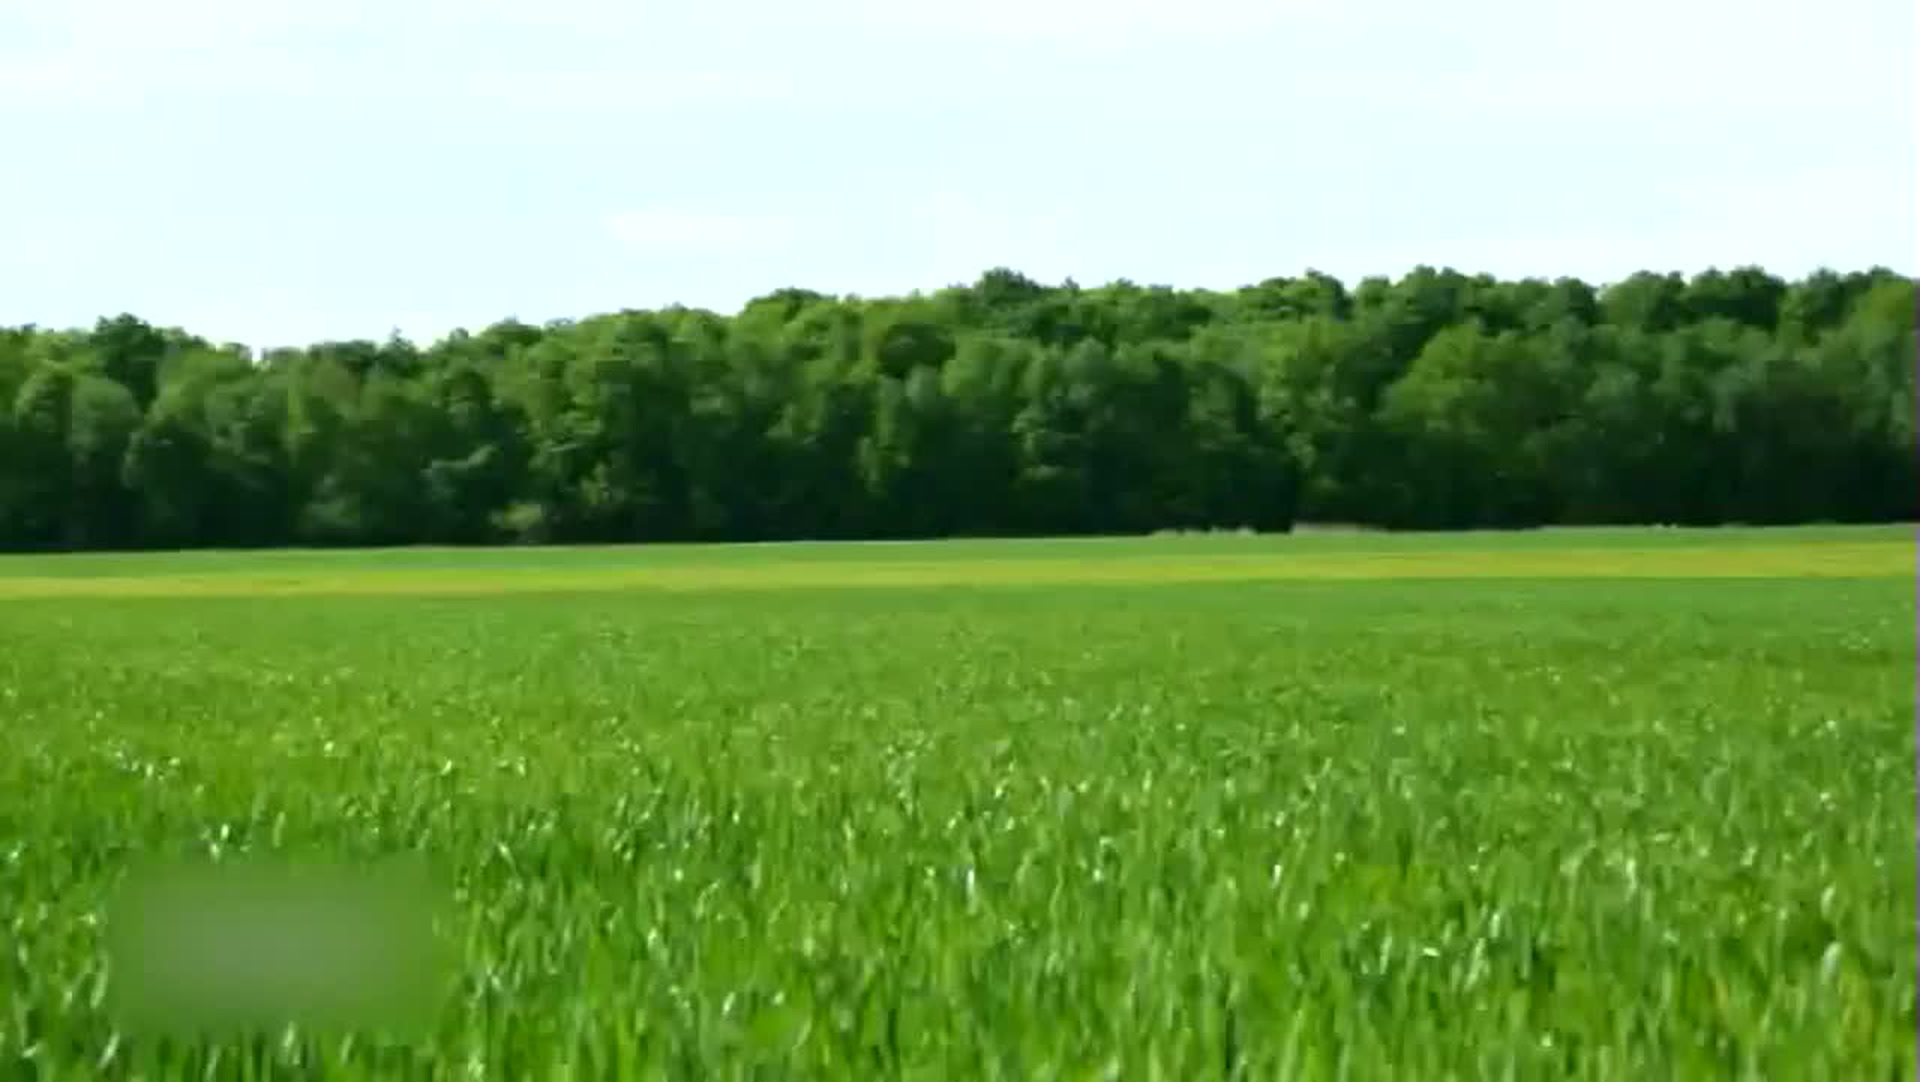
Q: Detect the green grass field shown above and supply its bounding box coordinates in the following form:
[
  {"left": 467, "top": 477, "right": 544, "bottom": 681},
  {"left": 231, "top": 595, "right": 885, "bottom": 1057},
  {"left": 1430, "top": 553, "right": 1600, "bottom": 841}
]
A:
[{"left": 1, "top": 526, "right": 1913, "bottom": 1079}]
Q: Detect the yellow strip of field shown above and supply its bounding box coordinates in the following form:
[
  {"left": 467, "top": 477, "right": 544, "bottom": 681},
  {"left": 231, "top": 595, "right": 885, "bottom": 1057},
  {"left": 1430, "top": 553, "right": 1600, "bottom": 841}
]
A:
[{"left": 0, "top": 541, "right": 1908, "bottom": 599}]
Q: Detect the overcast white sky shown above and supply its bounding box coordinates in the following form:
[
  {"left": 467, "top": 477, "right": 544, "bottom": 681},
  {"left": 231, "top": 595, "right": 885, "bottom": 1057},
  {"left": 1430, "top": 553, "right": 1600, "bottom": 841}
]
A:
[{"left": 0, "top": 0, "right": 1911, "bottom": 348}]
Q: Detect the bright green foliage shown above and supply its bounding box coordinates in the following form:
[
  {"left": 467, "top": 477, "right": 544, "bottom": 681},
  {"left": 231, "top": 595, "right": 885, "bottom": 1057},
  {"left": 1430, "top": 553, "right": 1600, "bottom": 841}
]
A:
[
  {"left": 0, "top": 266, "right": 1913, "bottom": 551},
  {"left": 0, "top": 529, "right": 1912, "bottom": 1079}
]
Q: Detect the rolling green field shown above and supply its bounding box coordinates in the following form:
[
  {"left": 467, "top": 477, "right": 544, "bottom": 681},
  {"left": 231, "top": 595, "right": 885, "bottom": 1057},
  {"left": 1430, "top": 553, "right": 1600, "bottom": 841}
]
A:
[{"left": 1, "top": 526, "right": 1914, "bottom": 1079}]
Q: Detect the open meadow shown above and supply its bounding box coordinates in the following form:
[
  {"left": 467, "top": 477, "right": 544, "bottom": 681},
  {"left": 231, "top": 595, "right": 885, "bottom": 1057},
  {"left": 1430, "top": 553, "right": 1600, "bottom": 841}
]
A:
[{"left": 0, "top": 525, "right": 1914, "bottom": 1079}]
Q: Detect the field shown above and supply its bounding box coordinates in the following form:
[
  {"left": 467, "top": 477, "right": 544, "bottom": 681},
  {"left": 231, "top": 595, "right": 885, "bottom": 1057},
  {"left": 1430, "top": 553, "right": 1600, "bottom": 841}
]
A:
[{"left": 0, "top": 525, "right": 1913, "bottom": 1079}]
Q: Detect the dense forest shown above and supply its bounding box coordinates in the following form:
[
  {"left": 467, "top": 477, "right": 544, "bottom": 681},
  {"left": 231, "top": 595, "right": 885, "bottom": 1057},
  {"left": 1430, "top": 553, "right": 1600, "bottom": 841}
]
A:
[{"left": 0, "top": 266, "right": 1912, "bottom": 550}]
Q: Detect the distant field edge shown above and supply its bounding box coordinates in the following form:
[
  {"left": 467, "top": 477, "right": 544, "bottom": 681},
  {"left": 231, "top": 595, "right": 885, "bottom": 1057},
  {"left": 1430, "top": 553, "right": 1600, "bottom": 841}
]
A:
[{"left": 0, "top": 540, "right": 1908, "bottom": 600}]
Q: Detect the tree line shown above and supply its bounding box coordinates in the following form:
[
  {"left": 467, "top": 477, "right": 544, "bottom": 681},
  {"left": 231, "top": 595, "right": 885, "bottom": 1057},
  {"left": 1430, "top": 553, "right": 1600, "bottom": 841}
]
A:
[{"left": 0, "top": 265, "right": 1912, "bottom": 550}]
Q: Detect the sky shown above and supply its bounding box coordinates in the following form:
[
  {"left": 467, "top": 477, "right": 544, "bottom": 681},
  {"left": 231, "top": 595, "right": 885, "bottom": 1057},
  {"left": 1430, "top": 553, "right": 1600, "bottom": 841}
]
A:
[{"left": 0, "top": 0, "right": 1912, "bottom": 349}]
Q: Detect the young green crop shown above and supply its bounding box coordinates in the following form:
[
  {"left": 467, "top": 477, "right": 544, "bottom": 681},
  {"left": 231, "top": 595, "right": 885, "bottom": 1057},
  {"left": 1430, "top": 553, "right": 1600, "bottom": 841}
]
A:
[{"left": 0, "top": 528, "right": 1912, "bottom": 1079}]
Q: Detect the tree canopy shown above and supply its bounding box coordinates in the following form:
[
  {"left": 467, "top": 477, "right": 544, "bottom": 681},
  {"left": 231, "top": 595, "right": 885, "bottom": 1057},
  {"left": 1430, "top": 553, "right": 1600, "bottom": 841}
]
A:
[{"left": 1, "top": 265, "right": 1912, "bottom": 550}]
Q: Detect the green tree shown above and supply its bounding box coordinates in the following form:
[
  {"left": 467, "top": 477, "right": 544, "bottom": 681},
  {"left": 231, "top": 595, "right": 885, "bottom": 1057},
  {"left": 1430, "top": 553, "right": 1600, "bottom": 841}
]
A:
[
  {"left": 12, "top": 363, "right": 142, "bottom": 547},
  {"left": 1375, "top": 324, "right": 1570, "bottom": 528},
  {"left": 1, "top": 266, "right": 1908, "bottom": 550},
  {"left": 1601, "top": 271, "right": 1689, "bottom": 333}
]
